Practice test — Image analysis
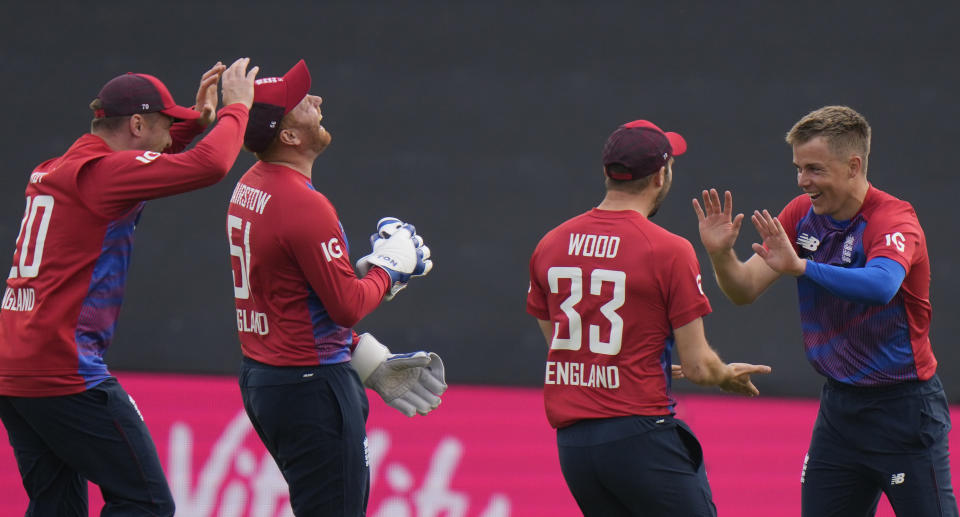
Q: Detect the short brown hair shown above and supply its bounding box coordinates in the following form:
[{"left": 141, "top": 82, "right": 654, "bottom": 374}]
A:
[
  {"left": 604, "top": 164, "right": 656, "bottom": 193},
  {"left": 785, "top": 105, "right": 871, "bottom": 173},
  {"left": 89, "top": 98, "right": 129, "bottom": 133}
]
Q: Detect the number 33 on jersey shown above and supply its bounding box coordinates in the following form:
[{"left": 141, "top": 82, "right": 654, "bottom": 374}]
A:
[{"left": 527, "top": 209, "right": 711, "bottom": 429}]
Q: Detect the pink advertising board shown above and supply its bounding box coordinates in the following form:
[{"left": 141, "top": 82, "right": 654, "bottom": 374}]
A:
[{"left": 0, "top": 371, "right": 955, "bottom": 516}]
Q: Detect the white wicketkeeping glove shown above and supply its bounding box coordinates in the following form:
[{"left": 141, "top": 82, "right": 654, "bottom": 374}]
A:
[
  {"left": 357, "top": 217, "right": 433, "bottom": 301},
  {"left": 351, "top": 333, "right": 447, "bottom": 417}
]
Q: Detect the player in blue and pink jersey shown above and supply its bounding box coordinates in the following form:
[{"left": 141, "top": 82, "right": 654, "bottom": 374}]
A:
[
  {"left": 694, "top": 105, "right": 957, "bottom": 516},
  {"left": 228, "top": 60, "right": 445, "bottom": 516},
  {"left": 527, "top": 120, "right": 770, "bottom": 517},
  {"left": 0, "top": 58, "right": 258, "bottom": 516}
]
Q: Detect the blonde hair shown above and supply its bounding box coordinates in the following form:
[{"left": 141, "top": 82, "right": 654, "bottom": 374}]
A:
[{"left": 786, "top": 105, "right": 871, "bottom": 173}]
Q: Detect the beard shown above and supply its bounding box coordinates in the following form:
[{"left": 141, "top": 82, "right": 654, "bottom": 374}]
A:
[{"left": 648, "top": 177, "right": 671, "bottom": 218}]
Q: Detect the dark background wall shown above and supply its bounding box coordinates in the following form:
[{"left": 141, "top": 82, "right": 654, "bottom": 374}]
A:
[{"left": 2, "top": 2, "right": 957, "bottom": 398}]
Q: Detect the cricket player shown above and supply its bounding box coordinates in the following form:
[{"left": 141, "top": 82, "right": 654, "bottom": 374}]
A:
[
  {"left": 0, "top": 58, "right": 258, "bottom": 515},
  {"left": 694, "top": 105, "right": 957, "bottom": 516},
  {"left": 527, "top": 119, "right": 771, "bottom": 516},
  {"left": 227, "top": 59, "right": 446, "bottom": 516}
]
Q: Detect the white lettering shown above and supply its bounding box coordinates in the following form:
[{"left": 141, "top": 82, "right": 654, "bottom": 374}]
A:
[
  {"left": 236, "top": 309, "right": 269, "bottom": 336},
  {"left": 1, "top": 287, "right": 35, "bottom": 312},
  {"left": 568, "top": 233, "right": 587, "bottom": 255},
  {"left": 885, "top": 232, "right": 906, "bottom": 253},
  {"left": 29, "top": 172, "right": 48, "bottom": 184},
  {"left": 567, "top": 233, "right": 620, "bottom": 258},
  {"left": 168, "top": 411, "right": 510, "bottom": 516},
  {"left": 135, "top": 150, "right": 161, "bottom": 164},
  {"left": 544, "top": 361, "right": 620, "bottom": 390},
  {"left": 229, "top": 183, "right": 273, "bottom": 215},
  {"left": 582, "top": 235, "right": 596, "bottom": 257},
  {"left": 321, "top": 238, "right": 344, "bottom": 262}
]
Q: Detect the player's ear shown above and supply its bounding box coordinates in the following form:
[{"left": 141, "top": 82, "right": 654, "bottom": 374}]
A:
[
  {"left": 652, "top": 166, "right": 666, "bottom": 187},
  {"left": 848, "top": 155, "right": 863, "bottom": 178},
  {"left": 128, "top": 114, "right": 143, "bottom": 137},
  {"left": 278, "top": 127, "right": 300, "bottom": 147}
]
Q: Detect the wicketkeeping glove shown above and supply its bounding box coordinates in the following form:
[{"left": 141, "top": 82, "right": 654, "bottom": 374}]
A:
[
  {"left": 357, "top": 217, "right": 433, "bottom": 300},
  {"left": 350, "top": 333, "right": 447, "bottom": 417}
]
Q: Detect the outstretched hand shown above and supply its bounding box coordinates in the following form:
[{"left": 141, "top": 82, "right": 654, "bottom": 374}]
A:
[
  {"left": 718, "top": 363, "right": 772, "bottom": 396},
  {"left": 692, "top": 189, "right": 745, "bottom": 256},
  {"left": 221, "top": 57, "right": 259, "bottom": 109},
  {"left": 194, "top": 62, "right": 225, "bottom": 127},
  {"left": 750, "top": 209, "right": 806, "bottom": 277}
]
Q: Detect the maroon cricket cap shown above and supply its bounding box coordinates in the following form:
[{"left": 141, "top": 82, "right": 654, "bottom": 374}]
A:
[
  {"left": 94, "top": 73, "right": 200, "bottom": 121},
  {"left": 244, "top": 59, "right": 312, "bottom": 153},
  {"left": 601, "top": 120, "right": 687, "bottom": 180}
]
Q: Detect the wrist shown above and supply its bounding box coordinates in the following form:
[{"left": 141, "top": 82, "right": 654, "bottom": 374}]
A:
[{"left": 792, "top": 259, "right": 807, "bottom": 277}]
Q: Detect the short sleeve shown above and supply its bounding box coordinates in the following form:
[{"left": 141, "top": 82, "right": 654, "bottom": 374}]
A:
[
  {"left": 777, "top": 195, "right": 812, "bottom": 247},
  {"left": 862, "top": 203, "right": 922, "bottom": 274},
  {"left": 663, "top": 238, "right": 712, "bottom": 329},
  {"left": 526, "top": 241, "right": 550, "bottom": 320}
]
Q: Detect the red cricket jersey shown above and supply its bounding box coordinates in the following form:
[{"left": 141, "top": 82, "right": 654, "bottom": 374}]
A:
[
  {"left": 226, "top": 162, "right": 390, "bottom": 367},
  {"left": 527, "top": 208, "right": 711, "bottom": 429},
  {"left": 0, "top": 104, "right": 249, "bottom": 397}
]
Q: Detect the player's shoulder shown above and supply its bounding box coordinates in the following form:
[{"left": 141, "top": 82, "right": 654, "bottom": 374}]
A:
[
  {"left": 783, "top": 193, "right": 813, "bottom": 214},
  {"left": 862, "top": 185, "right": 918, "bottom": 223},
  {"left": 865, "top": 185, "right": 914, "bottom": 211}
]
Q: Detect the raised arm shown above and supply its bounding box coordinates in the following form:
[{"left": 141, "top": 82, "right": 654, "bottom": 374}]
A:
[
  {"left": 673, "top": 317, "right": 771, "bottom": 396},
  {"left": 693, "top": 188, "right": 780, "bottom": 304}
]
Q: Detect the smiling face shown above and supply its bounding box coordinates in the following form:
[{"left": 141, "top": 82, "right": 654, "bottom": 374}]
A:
[{"left": 792, "top": 136, "right": 866, "bottom": 221}]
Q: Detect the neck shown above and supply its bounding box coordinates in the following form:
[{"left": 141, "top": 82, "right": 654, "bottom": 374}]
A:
[
  {"left": 259, "top": 148, "right": 316, "bottom": 179},
  {"left": 92, "top": 131, "right": 131, "bottom": 152},
  {"left": 596, "top": 190, "right": 654, "bottom": 217},
  {"left": 833, "top": 179, "right": 870, "bottom": 220}
]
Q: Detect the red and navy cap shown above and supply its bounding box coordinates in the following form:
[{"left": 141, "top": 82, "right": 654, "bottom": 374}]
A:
[
  {"left": 244, "top": 59, "right": 312, "bottom": 153},
  {"left": 94, "top": 73, "right": 200, "bottom": 121},
  {"left": 601, "top": 120, "right": 687, "bottom": 180}
]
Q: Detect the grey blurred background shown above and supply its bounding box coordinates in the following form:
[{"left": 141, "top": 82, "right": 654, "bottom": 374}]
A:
[{"left": 1, "top": 1, "right": 957, "bottom": 398}]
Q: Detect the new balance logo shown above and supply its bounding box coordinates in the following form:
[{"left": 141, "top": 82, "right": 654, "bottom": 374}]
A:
[
  {"left": 891, "top": 473, "right": 905, "bottom": 485},
  {"left": 796, "top": 233, "right": 820, "bottom": 251}
]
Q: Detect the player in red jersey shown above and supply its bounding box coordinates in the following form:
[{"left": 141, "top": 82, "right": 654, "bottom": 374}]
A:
[
  {"left": 694, "top": 106, "right": 957, "bottom": 516},
  {"left": 527, "top": 120, "right": 771, "bottom": 517},
  {"left": 0, "top": 58, "right": 258, "bottom": 516},
  {"left": 228, "top": 60, "right": 446, "bottom": 516}
]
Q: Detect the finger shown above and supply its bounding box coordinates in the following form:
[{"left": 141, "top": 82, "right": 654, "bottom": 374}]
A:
[
  {"left": 419, "top": 370, "right": 447, "bottom": 395},
  {"left": 692, "top": 199, "right": 706, "bottom": 222},
  {"left": 418, "top": 244, "right": 431, "bottom": 260},
  {"left": 723, "top": 190, "right": 734, "bottom": 218},
  {"left": 751, "top": 242, "right": 767, "bottom": 257},
  {"left": 709, "top": 188, "right": 722, "bottom": 213},
  {"left": 399, "top": 389, "right": 438, "bottom": 415},
  {"left": 750, "top": 212, "right": 766, "bottom": 235},
  {"left": 732, "top": 213, "right": 744, "bottom": 233},
  {"left": 743, "top": 380, "right": 759, "bottom": 396},
  {"left": 772, "top": 216, "right": 786, "bottom": 235},
  {"left": 408, "top": 383, "right": 442, "bottom": 408},
  {"left": 246, "top": 65, "right": 260, "bottom": 81},
  {"left": 201, "top": 62, "right": 225, "bottom": 81},
  {"left": 388, "top": 398, "right": 418, "bottom": 418},
  {"left": 416, "top": 259, "right": 433, "bottom": 276}
]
